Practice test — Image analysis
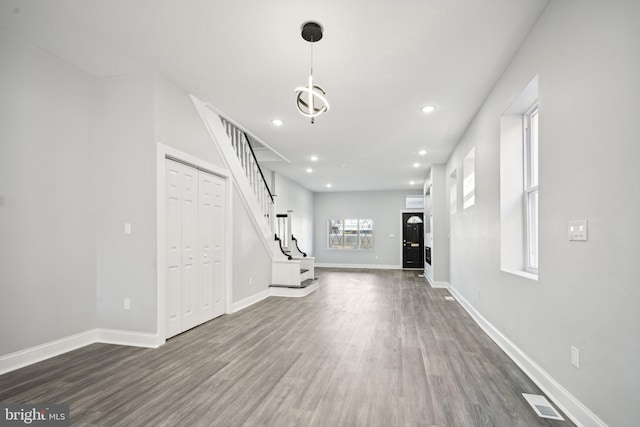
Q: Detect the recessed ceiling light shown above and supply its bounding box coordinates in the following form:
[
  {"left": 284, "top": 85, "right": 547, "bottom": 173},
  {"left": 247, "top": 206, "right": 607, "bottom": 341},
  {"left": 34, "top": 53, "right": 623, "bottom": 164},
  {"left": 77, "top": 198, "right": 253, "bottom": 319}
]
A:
[
  {"left": 418, "top": 149, "right": 427, "bottom": 156},
  {"left": 410, "top": 181, "right": 415, "bottom": 185},
  {"left": 421, "top": 105, "right": 436, "bottom": 114},
  {"left": 326, "top": 183, "right": 332, "bottom": 188},
  {"left": 413, "top": 162, "right": 420, "bottom": 168},
  {"left": 271, "top": 119, "right": 284, "bottom": 126},
  {"left": 306, "top": 168, "right": 313, "bottom": 173},
  {"left": 310, "top": 155, "right": 318, "bottom": 162}
]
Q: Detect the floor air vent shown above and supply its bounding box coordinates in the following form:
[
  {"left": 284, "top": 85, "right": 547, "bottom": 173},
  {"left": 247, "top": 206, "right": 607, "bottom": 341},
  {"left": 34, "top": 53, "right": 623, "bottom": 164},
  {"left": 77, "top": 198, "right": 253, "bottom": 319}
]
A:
[
  {"left": 444, "top": 296, "right": 455, "bottom": 301},
  {"left": 522, "top": 393, "right": 564, "bottom": 420}
]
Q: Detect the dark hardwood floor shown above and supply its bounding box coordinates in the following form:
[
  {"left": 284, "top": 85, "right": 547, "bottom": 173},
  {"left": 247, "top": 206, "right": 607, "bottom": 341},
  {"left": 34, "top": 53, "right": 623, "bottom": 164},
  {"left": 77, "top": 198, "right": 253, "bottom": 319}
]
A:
[{"left": 0, "top": 268, "right": 574, "bottom": 426}]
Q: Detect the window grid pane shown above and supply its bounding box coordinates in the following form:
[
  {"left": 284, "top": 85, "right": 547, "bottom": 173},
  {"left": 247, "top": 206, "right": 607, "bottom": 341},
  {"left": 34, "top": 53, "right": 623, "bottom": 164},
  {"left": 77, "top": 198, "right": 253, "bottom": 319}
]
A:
[
  {"left": 329, "top": 219, "right": 343, "bottom": 249},
  {"left": 524, "top": 103, "right": 539, "bottom": 273},
  {"left": 530, "top": 109, "right": 539, "bottom": 188},
  {"left": 527, "top": 190, "right": 539, "bottom": 269}
]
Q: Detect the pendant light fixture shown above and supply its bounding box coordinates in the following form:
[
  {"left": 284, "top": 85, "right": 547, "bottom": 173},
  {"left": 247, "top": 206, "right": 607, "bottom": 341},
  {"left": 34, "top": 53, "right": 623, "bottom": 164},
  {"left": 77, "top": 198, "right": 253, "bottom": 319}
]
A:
[{"left": 295, "top": 22, "right": 329, "bottom": 124}]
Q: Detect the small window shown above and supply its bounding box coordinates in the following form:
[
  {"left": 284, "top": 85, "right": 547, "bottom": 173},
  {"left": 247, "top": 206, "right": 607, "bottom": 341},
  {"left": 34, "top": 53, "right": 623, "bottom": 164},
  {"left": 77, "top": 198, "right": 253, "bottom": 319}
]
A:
[
  {"left": 500, "top": 75, "right": 539, "bottom": 279},
  {"left": 463, "top": 148, "right": 476, "bottom": 209},
  {"left": 524, "top": 105, "right": 539, "bottom": 273},
  {"left": 328, "top": 218, "right": 373, "bottom": 250}
]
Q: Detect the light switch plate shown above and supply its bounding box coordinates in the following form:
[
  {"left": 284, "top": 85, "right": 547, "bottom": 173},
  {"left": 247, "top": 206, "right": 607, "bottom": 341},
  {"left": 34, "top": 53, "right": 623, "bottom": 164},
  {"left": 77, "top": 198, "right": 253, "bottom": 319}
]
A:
[
  {"left": 124, "top": 223, "right": 132, "bottom": 235},
  {"left": 568, "top": 220, "right": 587, "bottom": 241}
]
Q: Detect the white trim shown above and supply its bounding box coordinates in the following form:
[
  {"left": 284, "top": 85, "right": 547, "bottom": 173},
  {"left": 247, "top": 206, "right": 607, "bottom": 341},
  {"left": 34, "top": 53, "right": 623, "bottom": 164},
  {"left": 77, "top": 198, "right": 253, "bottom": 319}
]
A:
[
  {"left": 501, "top": 268, "right": 539, "bottom": 281},
  {"left": 96, "top": 329, "right": 160, "bottom": 348},
  {"left": 156, "top": 142, "right": 233, "bottom": 345},
  {"left": 424, "top": 274, "right": 450, "bottom": 289},
  {"left": 429, "top": 281, "right": 450, "bottom": 289},
  {"left": 269, "top": 282, "right": 319, "bottom": 298},
  {"left": 449, "top": 286, "right": 607, "bottom": 427},
  {"left": 0, "top": 330, "right": 96, "bottom": 375},
  {"left": 231, "top": 289, "right": 270, "bottom": 313},
  {"left": 315, "top": 263, "right": 401, "bottom": 270},
  {"left": 0, "top": 329, "right": 160, "bottom": 375}
]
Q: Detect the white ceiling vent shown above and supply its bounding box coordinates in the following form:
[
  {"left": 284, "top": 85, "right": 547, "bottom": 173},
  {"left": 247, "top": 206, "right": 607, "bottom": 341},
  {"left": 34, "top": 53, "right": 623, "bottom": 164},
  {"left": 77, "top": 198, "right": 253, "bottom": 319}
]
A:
[{"left": 522, "top": 393, "right": 564, "bottom": 420}]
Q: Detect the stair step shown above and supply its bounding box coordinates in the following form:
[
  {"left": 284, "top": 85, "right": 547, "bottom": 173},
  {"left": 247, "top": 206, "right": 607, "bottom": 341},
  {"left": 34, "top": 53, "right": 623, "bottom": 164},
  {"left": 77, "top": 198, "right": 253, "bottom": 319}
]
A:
[
  {"left": 300, "top": 269, "right": 309, "bottom": 274},
  {"left": 270, "top": 278, "right": 318, "bottom": 289}
]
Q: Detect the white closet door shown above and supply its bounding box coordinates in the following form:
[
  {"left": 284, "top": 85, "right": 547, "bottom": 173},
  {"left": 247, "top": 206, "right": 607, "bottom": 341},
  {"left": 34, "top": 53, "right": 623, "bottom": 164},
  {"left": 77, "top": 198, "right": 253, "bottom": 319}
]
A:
[
  {"left": 198, "top": 172, "right": 214, "bottom": 322},
  {"left": 198, "top": 171, "right": 226, "bottom": 322},
  {"left": 165, "top": 159, "right": 183, "bottom": 338},
  {"left": 165, "top": 159, "right": 227, "bottom": 339},
  {"left": 210, "top": 173, "right": 226, "bottom": 319},
  {"left": 181, "top": 165, "right": 199, "bottom": 332}
]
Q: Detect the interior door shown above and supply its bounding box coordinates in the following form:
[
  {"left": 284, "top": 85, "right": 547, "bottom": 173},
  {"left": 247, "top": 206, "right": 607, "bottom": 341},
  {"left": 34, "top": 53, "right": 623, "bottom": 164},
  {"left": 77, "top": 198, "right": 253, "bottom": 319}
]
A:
[
  {"left": 209, "top": 173, "right": 226, "bottom": 319},
  {"left": 198, "top": 170, "right": 226, "bottom": 322},
  {"left": 165, "top": 159, "right": 183, "bottom": 338},
  {"left": 180, "top": 165, "right": 199, "bottom": 332},
  {"left": 402, "top": 212, "right": 424, "bottom": 269},
  {"left": 166, "top": 158, "right": 227, "bottom": 339}
]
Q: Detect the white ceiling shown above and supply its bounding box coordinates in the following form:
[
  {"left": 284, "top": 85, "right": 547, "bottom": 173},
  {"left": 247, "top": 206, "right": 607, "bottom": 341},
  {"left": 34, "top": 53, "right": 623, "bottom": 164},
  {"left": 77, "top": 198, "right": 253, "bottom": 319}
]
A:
[{"left": 0, "top": 0, "right": 549, "bottom": 192}]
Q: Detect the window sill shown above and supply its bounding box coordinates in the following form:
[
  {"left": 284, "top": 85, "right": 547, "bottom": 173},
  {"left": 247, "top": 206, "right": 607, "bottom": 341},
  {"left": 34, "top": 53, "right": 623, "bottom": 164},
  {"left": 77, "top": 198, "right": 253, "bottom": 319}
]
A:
[{"left": 501, "top": 269, "right": 538, "bottom": 281}]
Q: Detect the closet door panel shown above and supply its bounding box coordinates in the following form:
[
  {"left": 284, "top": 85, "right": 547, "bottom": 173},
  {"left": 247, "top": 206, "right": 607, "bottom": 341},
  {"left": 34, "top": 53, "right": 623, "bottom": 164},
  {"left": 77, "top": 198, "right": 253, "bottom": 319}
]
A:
[
  {"left": 211, "top": 174, "right": 226, "bottom": 319},
  {"left": 165, "top": 159, "right": 183, "bottom": 338},
  {"left": 181, "top": 165, "right": 199, "bottom": 332}
]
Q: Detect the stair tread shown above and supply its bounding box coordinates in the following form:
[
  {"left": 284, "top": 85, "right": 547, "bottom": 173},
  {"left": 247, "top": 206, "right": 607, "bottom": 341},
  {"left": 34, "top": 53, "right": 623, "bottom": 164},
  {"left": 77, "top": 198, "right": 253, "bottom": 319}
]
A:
[
  {"left": 300, "top": 269, "right": 309, "bottom": 274},
  {"left": 270, "top": 278, "right": 318, "bottom": 289}
]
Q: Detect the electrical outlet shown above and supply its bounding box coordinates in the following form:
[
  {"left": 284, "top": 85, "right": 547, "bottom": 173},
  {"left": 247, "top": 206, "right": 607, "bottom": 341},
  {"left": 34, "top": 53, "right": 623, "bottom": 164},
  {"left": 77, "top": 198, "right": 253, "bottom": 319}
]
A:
[
  {"left": 248, "top": 277, "right": 252, "bottom": 285},
  {"left": 124, "top": 223, "right": 132, "bottom": 235},
  {"left": 124, "top": 298, "right": 131, "bottom": 310},
  {"left": 571, "top": 346, "right": 580, "bottom": 368}
]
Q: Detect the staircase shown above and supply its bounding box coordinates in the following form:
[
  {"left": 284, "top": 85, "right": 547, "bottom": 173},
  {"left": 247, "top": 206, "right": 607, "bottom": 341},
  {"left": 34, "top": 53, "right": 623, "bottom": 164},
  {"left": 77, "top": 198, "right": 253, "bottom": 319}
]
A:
[
  {"left": 192, "top": 96, "right": 318, "bottom": 298},
  {"left": 270, "top": 212, "right": 319, "bottom": 296}
]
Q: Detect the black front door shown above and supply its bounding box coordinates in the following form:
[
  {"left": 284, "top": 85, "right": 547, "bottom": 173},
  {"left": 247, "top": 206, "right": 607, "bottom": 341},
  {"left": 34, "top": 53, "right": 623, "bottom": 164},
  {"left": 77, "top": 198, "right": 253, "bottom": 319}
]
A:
[{"left": 402, "top": 212, "right": 424, "bottom": 269}]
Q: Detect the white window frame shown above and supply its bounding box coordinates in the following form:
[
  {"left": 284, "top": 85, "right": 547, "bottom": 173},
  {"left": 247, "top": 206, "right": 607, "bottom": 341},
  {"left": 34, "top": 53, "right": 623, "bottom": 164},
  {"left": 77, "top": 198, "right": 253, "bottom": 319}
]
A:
[
  {"left": 523, "top": 104, "right": 539, "bottom": 274},
  {"left": 327, "top": 218, "right": 374, "bottom": 250}
]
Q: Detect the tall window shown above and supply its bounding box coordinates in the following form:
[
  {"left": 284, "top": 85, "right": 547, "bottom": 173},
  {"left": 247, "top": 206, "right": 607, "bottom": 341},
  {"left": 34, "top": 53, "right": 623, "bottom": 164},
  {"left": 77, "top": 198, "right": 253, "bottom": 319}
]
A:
[
  {"left": 524, "top": 105, "right": 539, "bottom": 272},
  {"left": 328, "top": 219, "right": 373, "bottom": 250}
]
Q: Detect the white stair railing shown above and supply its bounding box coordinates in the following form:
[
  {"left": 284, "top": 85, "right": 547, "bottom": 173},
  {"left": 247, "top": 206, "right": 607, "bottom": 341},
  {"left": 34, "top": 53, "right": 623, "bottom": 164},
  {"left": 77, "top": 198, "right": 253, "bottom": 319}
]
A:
[{"left": 220, "top": 117, "right": 274, "bottom": 227}]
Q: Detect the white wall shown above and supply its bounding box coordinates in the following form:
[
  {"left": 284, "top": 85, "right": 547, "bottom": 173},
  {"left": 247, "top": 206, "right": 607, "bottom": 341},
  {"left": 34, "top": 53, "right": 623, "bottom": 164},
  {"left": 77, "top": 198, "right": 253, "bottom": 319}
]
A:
[
  {"left": 444, "top": 1, "right": 640, "bottom": 425},
  {"left": 273, "top": 172, "right": 314, "bottom": 256},
  {"left": 94, "top": 71, "right": 156, "bottom": 333},
  {"left": 155, "top": 74, "right": 225, "bottom": 168},
  {"left": 0, "top": 32, "right": 97, "bottom": 355},
  {"left": 313, "top": 190, "right": 420, "bottom": 267},
  {"left": 231, "top": 189, "right": 272, "bottom": 302}
]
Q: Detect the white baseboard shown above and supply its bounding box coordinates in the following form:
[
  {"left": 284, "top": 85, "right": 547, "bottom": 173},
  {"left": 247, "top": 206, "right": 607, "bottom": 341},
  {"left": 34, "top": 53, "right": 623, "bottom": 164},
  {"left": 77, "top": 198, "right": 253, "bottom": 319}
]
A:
[
  {"left": 0, "top": 330, "right": 97, "bottom": 375},
  {"left": 96, "top": 328, "right": 160, "bottom": 349},
  {"left": 0, "top": 328, "right": 161, "bottom": 375},
  {"left": 315, "top": 263, "right": 401, "bottom": 270},
  {"left": 424, "top": 275, "right": 449, "bottom": 288},
  {"left": 231, "top": 288, "right": 270, "bottom": 313},
  {"left": 448, "top": 286, "right": 607, "bottom": 427}
]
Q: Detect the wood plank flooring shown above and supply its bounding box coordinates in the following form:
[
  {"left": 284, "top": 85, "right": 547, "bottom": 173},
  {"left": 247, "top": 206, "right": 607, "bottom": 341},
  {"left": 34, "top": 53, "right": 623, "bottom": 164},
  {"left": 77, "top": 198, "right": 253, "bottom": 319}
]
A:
[{"left": 0, "top": 268, "right": 575, "bottom": 426}]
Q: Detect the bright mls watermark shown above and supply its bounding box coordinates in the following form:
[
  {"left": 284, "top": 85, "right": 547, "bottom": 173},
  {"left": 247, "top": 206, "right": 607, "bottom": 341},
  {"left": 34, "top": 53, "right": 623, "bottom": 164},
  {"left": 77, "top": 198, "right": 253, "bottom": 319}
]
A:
[{"left": 1, "top": 404, "right": 69, "bottom": 426}]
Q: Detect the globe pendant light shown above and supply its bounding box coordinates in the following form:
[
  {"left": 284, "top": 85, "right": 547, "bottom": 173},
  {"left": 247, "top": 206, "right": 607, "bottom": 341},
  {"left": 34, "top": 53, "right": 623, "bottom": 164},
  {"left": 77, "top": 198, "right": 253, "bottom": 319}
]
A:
[{"left": 295, "top": 22, "right": 329, "bottom": 124}]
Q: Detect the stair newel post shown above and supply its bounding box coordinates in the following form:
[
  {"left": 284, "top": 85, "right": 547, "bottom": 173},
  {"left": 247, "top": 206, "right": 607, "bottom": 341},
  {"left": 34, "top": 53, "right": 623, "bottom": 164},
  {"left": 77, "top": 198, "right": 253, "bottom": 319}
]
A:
[{"left": 287, "top": 210, "right": 293, "bottom": 252}]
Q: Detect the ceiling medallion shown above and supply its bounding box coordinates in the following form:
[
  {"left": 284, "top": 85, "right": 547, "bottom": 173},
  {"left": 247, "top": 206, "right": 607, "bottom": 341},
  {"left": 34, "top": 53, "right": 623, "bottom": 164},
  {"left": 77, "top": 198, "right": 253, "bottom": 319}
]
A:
[{"left": 295, "top": 22, "right": 330, "bottom": 124}]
